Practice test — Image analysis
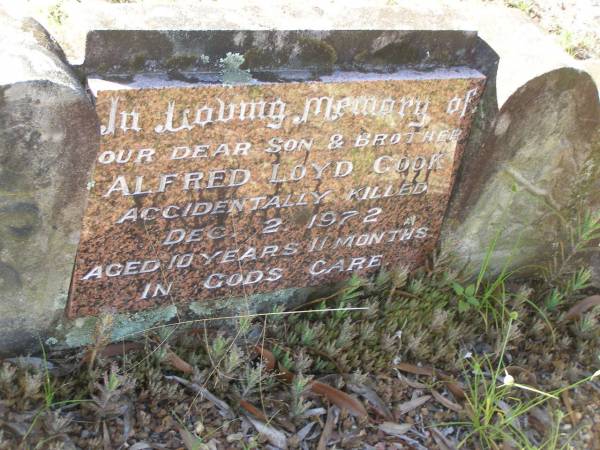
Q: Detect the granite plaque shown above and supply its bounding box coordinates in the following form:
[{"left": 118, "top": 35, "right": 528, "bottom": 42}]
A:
[{"left": 68, "top": 69, "right": 485, "bottom": 317}]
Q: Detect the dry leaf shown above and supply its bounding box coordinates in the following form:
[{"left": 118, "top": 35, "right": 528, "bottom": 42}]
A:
[
  {"left": 397, "top": 373, "right": 427, "bottom": 389},
  {"left": 565, "top": 295, "right": 600, "bottom": 321},
  {"left": 348, "top": 383, "right": 393, "bottom": 420},
  {"left": 253, "top": 346, "right": 367, "bottom": 418},
  {"left": 395, "top": 362, "right": 458, "bottom": 394},
  {"left": 239, "top": 399, "right": 268, "bottom": 422},
  {"left": 528, "top": 407, "right": 552, "bottom": 436},
  {"left": 83, "top": 341, "right": 144, "bottom": 363},
  {"left": 295, "top": 421, "right": 316, "bottom": 441},
  {"left": 129, "top": 443, "right": 166, "bottom": 450},
  {"left": 396, "top": 395, "right": 431, "bottom": 415},
  {"left": 245, "top": 415, "right": 288, "bottom": 449},
  {"left": 378, "top": 421, "right": 412, "bottom": 437},
  {"left": 443, "top": 380, "right": 466, "bottom": 401},
  {"left": 102, "top": 420, "right": 112, "bottom": 450},
  {"left": 278, "top": 369, "right": 295, "bottom": 383},
  {"left": 317, "top": 407, "right": 336, "bottom": 450},
  {"left": 178, "top": 426, "right": 199, "bottom": 450},
  {"left": 395, "top": 362, "right": 435, "bottom": 376},
  {"left": 299, "top": 407, "right": 327, "bottom": 419},
  {"left": 165, "top": 375, "right": 234, "bottom": 419},
  {"left": 128, "top": 443, "right": 158, "bottom": 450},
  {"left": 431, "top": 390, "right": 462, "bottom": 412},
  {"left": 310, "top": 381, "right": 368, "bottom": 419},
  {"left": 561, "top": 391, "right": 577, "bottom": 426},
  {"left": 6, "top": 357, "right": 57, "bottom": 372},
  {"left": 166, "top": 350, "right": 193, "bottom": 374},
  {"left": 254, "top": 345, "right": 276, "bottom": 371},
  {"left": 431, "top": 428, "right": 457, "bottom": 450}
]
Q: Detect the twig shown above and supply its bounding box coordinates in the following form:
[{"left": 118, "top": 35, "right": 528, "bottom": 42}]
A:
[
  {"left": 317, "top": 407, "right": 336, "bottom": 450},
  {"left": 165, "top": 375, "right": 234, "bottom": 419}
]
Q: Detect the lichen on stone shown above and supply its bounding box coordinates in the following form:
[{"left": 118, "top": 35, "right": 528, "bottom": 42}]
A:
[
  {"left": 297, "top": 37, "right": 337, "bottom": 68},
  {"left": 165, "top": 54, "right": 197, "bottom": 71},
  {"left": 219, "top": 52, "right": 253, "bottom": 84},
  {"left": 242, "top": 47, "right": 276, "bottom": 70},
  {"left": 130, "top": 53, "right": 148, "bottom": 72},
  {"left": 62, "top": 305, "right": 178, "bottom": 347}
]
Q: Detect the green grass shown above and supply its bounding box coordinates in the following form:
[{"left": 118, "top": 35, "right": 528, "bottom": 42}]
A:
[
  {"left": 505, "top": 0, "right": 534, "bottom": 13},
  {"left": 454, "top": 313, "right": 599, "bottom": 449}
]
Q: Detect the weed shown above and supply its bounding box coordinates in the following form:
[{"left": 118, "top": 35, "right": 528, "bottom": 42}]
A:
[
  {"left": 87, "top": 312, "right": 115, "bottom": 372},
  {"left": 47, "top": 1, "right": 66, "bottom": 25},
  {"left": 505, "top": 0, "right": 533, "bottom": 14},
  {"left": 454, "top": 313, "right": 598, "bottom": 448},
  {"left": 544, "top": 211, "right": 600, "bottom": 290},
  {"left": 289, "top": 374, "right": 312, "bottom": 419},
  {"left": 558, "top": 29, "right": 595, "bottom": 59}
]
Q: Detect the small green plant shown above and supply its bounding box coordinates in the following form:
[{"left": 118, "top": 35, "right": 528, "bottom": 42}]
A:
[
  {"left": 175, "top": 415, "right": 206, "bottom": 450},
  {"left": 452, "top": 282, "right": 479, "bottom": 313},
  {"left": 450, "top": 224, "right": 517, "bottom": 334},
  {"left": 505, "top": 0, "right": 533, "bottom": 13},
  {"left": 289, "top": 374, "right": 312, "bottom": 418},
  {"left": 455, "top": 313, "right": 599, "bottom": 448},
  {"left": 550, "top": 211, "right": 600, "bottom": 282},
  {"left": 48, "top": 1, "right": 67, "bottom": 25},
  {"left": 557, "top": 29, "right": 594, "bottom": 59},
  {"left": 21, "top": 342, "right": 91, "bottom": 446},
  {"left": 219, "top": 52, "right": 252, "bottom": 84}
]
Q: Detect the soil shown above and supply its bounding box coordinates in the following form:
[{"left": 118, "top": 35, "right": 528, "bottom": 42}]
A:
[{"left": 486, "top": 0, "right": 600, "bottom": 59}]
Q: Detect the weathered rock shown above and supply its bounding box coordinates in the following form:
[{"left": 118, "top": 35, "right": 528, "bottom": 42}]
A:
[
  {"left": 442, "top": 67, "right": 600, "bottom": 279},
  {"left": 0, "top": 12, "right": 99, "bottom": 355}
]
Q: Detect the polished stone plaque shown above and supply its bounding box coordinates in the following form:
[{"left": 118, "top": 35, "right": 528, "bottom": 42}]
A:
[{"left": 68, "top": 69, "right": 485, "bottom": 317}]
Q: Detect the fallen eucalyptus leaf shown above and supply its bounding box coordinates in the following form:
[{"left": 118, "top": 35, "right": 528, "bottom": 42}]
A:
[
  {"left": 397, "top": 395, "right": 431, "bottom": 415},
  {"left": 295, "top": 421, "right": 316, "bottom": 441},
  {"left": 348, "top": 383, "right": 393, "bottom": 420},
  {"left": 165, "top": 350, "right": 194, "bottom": 374},
  {"left": 310, "top": 381, "right": 368, "bottom": 419},
  {"left": 299, "top": 407, "right": 327, "bottom": 419},
  {"left": 378, "top": 421, "right": 412, "bottom": 436},
  {"left": 245, "top": 415, "right": 288, "bottom": 449},
  {"left": 165, "top": 375, "right": 233, "bottom": 418},
  {"left": 431, "top": 428, "right": 457, "bottom": 450},
  {"left": 431, "top": 390, "right": 462, "bottom": 412},
  {"left": 239, "top": 399, "right": 268, "bottom": 422},
  {"left": 317, "top": 407, "right": 336, "bottom": 450},
  {"left": 395, "top": 362, "right": 435, "bottom": 376},
  {"left": 565, "top": 295, "right": 600, "bottom": 321}
]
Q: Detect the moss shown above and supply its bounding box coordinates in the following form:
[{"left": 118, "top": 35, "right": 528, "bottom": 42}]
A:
[
  {"left": 297, "top": 37, "right": 337, "bottom": 67},
  {"left": 165, "top": 54, "right": 197, "bottom": 71},
  {"left": 371, "top": 42, "right": 423, "bottom": 65},
  {"left": 188, "top": 287, "right": 313, "bottom": 319},
  {"left": 130, "top": 53, "right": 148, "bottom": 71},
  {"left": 353, "top": 49, "right": 370, "bottom": 64},
  {"left": 95, "top": 62, "right": 111, "bottom": 75},
  {"left": 241, "top": 47, "right": 276, "bottom": 70},
  {"left": 61, "top": 305, "right": 178, "bottom": 347},
  {"left": 220, "top": 52, "right": 252, "bottom": 84}
]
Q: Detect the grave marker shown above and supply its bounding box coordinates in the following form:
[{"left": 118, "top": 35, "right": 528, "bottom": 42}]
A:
[{"left": 68, "top": 70, "right": 485, "bottom": 317}]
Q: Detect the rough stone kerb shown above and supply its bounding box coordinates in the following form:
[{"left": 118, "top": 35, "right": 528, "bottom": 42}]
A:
[{"left": 0, "top": 11, "right": 99, "bottom": 356}]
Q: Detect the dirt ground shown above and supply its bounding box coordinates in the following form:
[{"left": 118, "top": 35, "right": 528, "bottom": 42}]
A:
[{"left": 486, "top": 0, "right": 600, "bottom": 59}]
